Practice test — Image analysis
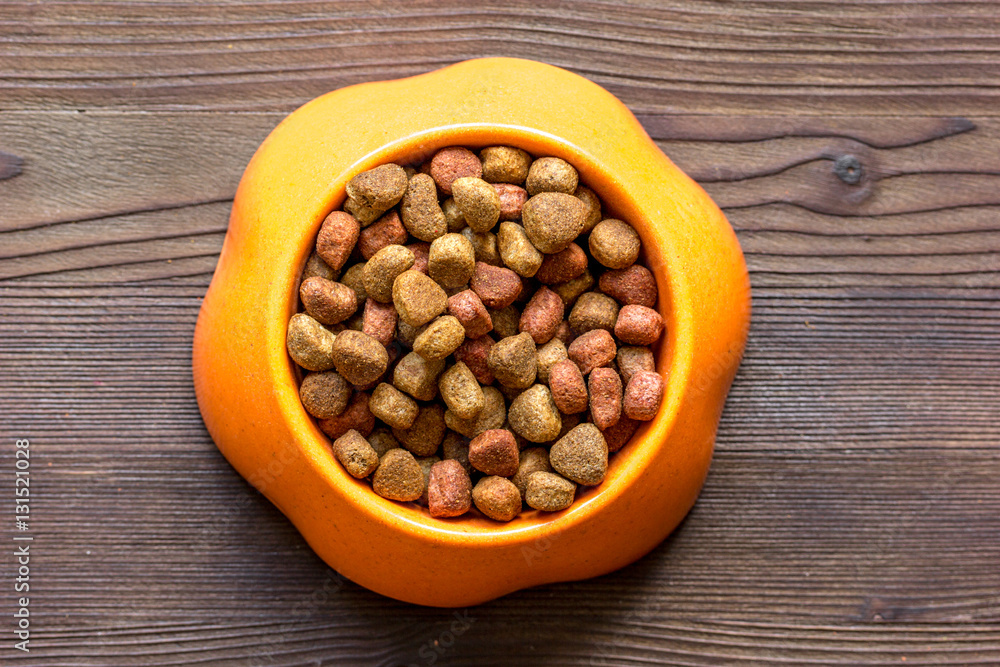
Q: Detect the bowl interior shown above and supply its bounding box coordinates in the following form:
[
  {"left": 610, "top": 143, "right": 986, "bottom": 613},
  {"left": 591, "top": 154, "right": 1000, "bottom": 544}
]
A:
[{"left": 282, "top": 124, "right": 682, "bottom": 539}]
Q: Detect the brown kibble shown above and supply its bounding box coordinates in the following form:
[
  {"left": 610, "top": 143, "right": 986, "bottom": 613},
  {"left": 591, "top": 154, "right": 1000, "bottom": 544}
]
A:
[
  {"left": 536, "top": 339, "right": 568, "bottom": 384},
  {"left": 415, "top": 456, "right": 440, "bottom": 506},
  {"left": 574, "top": 185, "right": 602, "bottom": 233},
  {"left": 518, "top": 287, "right": 564, "bottom": 345},
  {"left": 300, "top": 277, "right": 358, "bottom": 326},
  {"left": 521, "top": 191, "right": 588, "bottom": 254},
  {"left": 447, "top": 290, "right": 493, "bottom": 339},
  {"left": 332, "top": 430, "right": 380, "bottom": 478},
  {"left": 368, "top": 428, "right": 400, "bottom": 458},
  {"left": 287, "top": 313, "right": 336, "bottom": 371},
  {"left": 588, "top": 367, "right": 623, "bottom": 430},
  {"left": 368, "top": 382, "right": 419, "bottom": 429},
  {"left": 340, "top": 263, "right": 368, "bottom": 303},
  {"left": 452, "top": 177, "right": 501, "bottom": 233},
  {"left": 480, "top": 146, "right": 531, "bottom": 184},
  {"left": 363, "top": 244, "right": 415, "bottom": 303},
  {"left": 599, "top": 264, "right": 658, "bottom": 308},
  {"left": 316, "top": 210, "right": 360, "bottom": 272},
  {"left": 330, "top": 330, "right": 389, "bottom": 386},
  {"left": 362, "top": 298, "right": 398, "bottom": 347},
  {"left": 526, "top": 157, "right": 578, "bottom": 196},
  {"left": 615, "top": 304, "right": 665, "bottom": 346},
  {"left": 453, "top": 335, "right": 495, "bottom": 385},
  {"left": 497, "top": 222, "right": 543, "bottom": 277},
  {"left": 461, "top": 228, "right": 502, "bottom": 266},
  {"left": 407, "top": 242, "right": 430, "bottom": 275},
  {"left": 444, "top": 386, "right": 506, "bottom": 438},
  {"left": 359, "top": 210, "right": 409, "bottom": 260},
  {"left": 442, "top": 431, "right": 472, "bottom": 474},
  {"left": 372, "top": 448, "right": 424, "bottom": 501},
  {"left": 567, "top": 329, "right": 617, "bottom": 375},
  {"left": 554, "top": 321, "right": 574, "bottom": 345},
  {"left": 344, "top": 163, "right": 408, "bottom": 225},
  {"left": 569, "top": 292, "right": 619, "bottom": 335},
  {"left": 318, "top": 392, "right": 375, "bottom": 440},
  {"left": 602, "top": 415, "right": 640, "bottom": 453},
  {"left": 438, "top": 362, "right": 485, "bottom": 420},
  {"left": 525, "top": 471, "right": 577, "bottom": 512},
  {"left": 551, "top": 269, "right": 595, "bottom": 307},
  {"left": 536, "top": 243, "right": 587, "bottom": 285},
  {"left": 590, "top": 218, "right": 641, "bottom": 269},
  {"left": 487, "top": 332, "right": 537, "bottom": 389},
  {"left": 393, "top": 404, "right": 446, "bottom": 456},
  {"left": 468, "top": 429, "right": 519, "bottom": 476},
  {"left": 392, "top": 351, "right": 445, "bottom": 401},
  {"left": 488, "top": 305, "right": 520, "bottom": 339},
  {"left": 623, "top": 370, "right": 665, "bottom": 421},
  {"left": 470, "top": 262, "right": 522, "bottom": 309},
  {"left": 550, "top": 423, "right": 608, "bottom": 486},
  {"left": 299, "top": 371, "right": 351, "bottom": 419},
  {"left": 302, "top": 251, "right": 338, "bottom": 282},
  {"left": 510, "top": 448, "right": 552, "bottom": 500},
  {"left": 413, "top": 315, "right": 466, "bottom": 360},
  {"left": 472, "top": 476, "right": 521, "bottom": 522},
  {"left": 617, "top": 346, "right": 656, "bottom": 385},
  {"left": 441, "top": 197, "right": 466, "bottom": 233},
  {"left": 401, "top": 173, "right": 447, "bottom": 241},
  {"left": 428, "top": 459, "right": 472, "bottom": 518},
  {"left": 494, "top": 183, "right": 528, "bottom": 221},
  {"left": 430, "top": 147, "right": 482, "bottom": 195},
  {"left": 508, "top": 384, "right": 562, "bottom": 443},
  {"left": 393, "top": 270, "right": 448, "bottom": 327},
  {"left": 428, "top": 233, "right": 476, "bottom": 289},
  {"left": 548, "top": 358, "right": 588, "bottom": 414}
]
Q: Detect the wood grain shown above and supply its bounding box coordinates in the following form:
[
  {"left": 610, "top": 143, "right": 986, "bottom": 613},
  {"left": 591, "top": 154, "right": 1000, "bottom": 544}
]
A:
[{"left": 1, "top": 1, "right": 999, "bottom": 665}]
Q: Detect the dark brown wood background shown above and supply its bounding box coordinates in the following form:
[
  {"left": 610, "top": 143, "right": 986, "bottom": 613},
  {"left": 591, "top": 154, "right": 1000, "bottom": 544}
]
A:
[{"left": 1, "top": 2, "right": 998, "bottom": 665}]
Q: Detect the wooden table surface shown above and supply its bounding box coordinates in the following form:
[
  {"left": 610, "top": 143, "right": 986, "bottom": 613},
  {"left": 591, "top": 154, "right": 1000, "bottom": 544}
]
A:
[{"left": 2, "top": 2, "right": 998, "bottom": 665}]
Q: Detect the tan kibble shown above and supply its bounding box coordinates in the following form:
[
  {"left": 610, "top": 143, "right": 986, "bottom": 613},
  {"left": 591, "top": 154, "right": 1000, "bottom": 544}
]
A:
[
  {"left": 525, "top": 471, "right": 576, "bottom": 511},
  {"left": 444, "top": 386, "right": 506, "bottom": 438},
  {"left": 428, "top": 233, "right": 476, "bottom": 289},
  {"left": 392, "top": 270, "right": 448, "bottom": 327},
  {"left": 340, "top": 263, "right": 368, "bottom": 303},
  {"left": 521, "top": 192, "right": 588, "bottom": 254},
  {"left": 286, "top": 313, "right": 336, "bottom": 371},
  {"left": 428, "top": 459, "right": 472, "bottom": 518},
  {"left": 615, "top": 304, "right": 665, "bottom": 346},
  {"left": 468, "top": 429, "right": 519, "bottom": 477},
  {"left": 510, "top": 447, "right": 552, "bottom": 500},
  {"left": 343, "top": 163, "right": 408, "bottom": 225},
  {"left": 550, "top": 423, "right": 608, "bottom": 486},
  {"left": 623, "top": 370, "right": 665, "bottom": 421},
  {"left": 480, "top": 146, "right": 531, "bottom": 184},
  {"left": 330, "top": 330, "right": 389, "bottom": 386},
  {"left": 362, "top": 245, "right": 414, "bottom": 304},
  {"left": 299, "top": 371, "right": 351, "bottom": 419},
  {"left": 393, "top": 404, "right": 446, "bottom": 457},
  {"left": 488, "top": 305, "right": 520, "bottom": 339},
  {"left": 518, "top": 286, "right": 564, "bottom": 345},
  {"left": 472, "top": 476, "right": 522, "bottom": 522},
  {"left": 487, "top": 332, "right": 537, "bottom": 389},
  {"left": 413, "top": 315, "right": 466, "bottom": 360},
  {"left": 551, "top": 269, "right": 595, "bottom": 307},
  {"left": 442, "top": 431, "right": 472, "bottom": 474},
  {"left": 332, "top": 430, "right": 380, "bottom": 478},
  {"left": 368, "top": 428, "right": 400, "bottom": 458},
  {"left": 617, "top": 346, "right": 656, "bottom": 384},
  {"left": 574, "top": 185, "right": 602, "bottom": 233},
  {"left": 317, "top": 392, "right": 374, "bottom": 441},
  {"left": 461, "top": 228, "right": 502, "bottom": 266},
  {"left": 392, "top": 351, "right": 445, "bottom": 401},
  {"left": 536, "top": 339, "right": 568, "bottom": 384},
  {"left": 441, "top": 197, "right": 467, "bottom": 233},
  {"left": 438, "top": 362, "right": 485, "bottom": 420},
  {"left": 302, "top": 251, "right": 338, "bottom": 282},
  {"left": 369, "top": 382, "right": 419, "bottom": 429},
  {"left": 372, "top": 448, "right": 425, "bottom": 501},
  {"left": 526, "top": 157, "right": 579, "bottom": 196},
  {"left": 452, "top": 177, "right": 501, "bottom": 233},
  {"left": 430, "top": 147, "right": 482, "bottom": 195},
  {"left": 507, "top": 384, "right": 562, "bottom": 443},
  {"left": 567, "top": 329, "right": 617, "bottom": 375},
  {"left": 300, "top": 277, "right": 357, "bottom": 326},
  {"left": 359, "top": 210, "right": 409, "bottom": 259},
  {"left": 588, "top": 367, "right": 623, "bottom": 431},
  {"left": 316, "top": 210, "right": 360, "bottom": 272},
  {"left": 569, "top": 292, "right": 619, "bottom": 335},
  {"left": 401, "top": 173, "right": 447, "bottom": 241},
  {"left": 497, "top": 222, "right": 543, "bottom": 278},
  {"left": 590, "top": 218, "right": 641, "bottom": 269}
]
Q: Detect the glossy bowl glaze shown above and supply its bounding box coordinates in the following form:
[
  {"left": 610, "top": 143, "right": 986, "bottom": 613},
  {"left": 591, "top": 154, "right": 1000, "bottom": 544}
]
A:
[{"left": 193, "top": 57, "right": 750, "bottom": 607}]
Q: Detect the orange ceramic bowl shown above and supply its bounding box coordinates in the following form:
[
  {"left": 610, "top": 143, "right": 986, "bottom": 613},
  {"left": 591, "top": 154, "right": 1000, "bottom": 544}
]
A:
[{"left": 193, "top": 58, "right": 750, "bottom": 607}]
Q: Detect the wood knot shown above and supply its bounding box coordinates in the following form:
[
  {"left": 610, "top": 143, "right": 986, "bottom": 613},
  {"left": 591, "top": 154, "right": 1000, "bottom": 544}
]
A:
[{"left": 833, "top": 154, "right": 863, "bottom": 185}]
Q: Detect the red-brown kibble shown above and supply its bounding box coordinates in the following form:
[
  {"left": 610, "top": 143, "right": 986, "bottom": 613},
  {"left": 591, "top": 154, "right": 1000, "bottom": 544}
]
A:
[
  {"left": 359, "top": 210, "right": 408, "bottom": 260},
  {"left": 317, "top": 392, "right": 375, "bottom": 440},
  {"left": 453, "top": 335, "right": 495, "bottom": 385},
  {"left": 430, "top": 147, "right": 482, "bottom": 195},
  {"left": 494, "top": 183, "right": 528, "bottom": 221},
  {"left": 518, "top": 287, "right": 564, "bottom": 345},
  {"left": 447, "top": 290, "right": 493, "bottom": 339},
  {"left": 407, "top": 242, "right": 430, "bottom": 275},
  {"left": 553, "top": 321, "right": 574, "bottom": 345},
  {"left": 536, "top": 243, "right": 588, "bottom": 285},
  {"left": 299, "top": 277, "right": 357, "bottom": 325},
  {"left": 548, "top": 359, "right": 588, "bottom": 415},
  {"left": 615, "top": 304, "right": 665, "bottom": 346},
  {"left": 468, "top": 429, "right": 520, "bottom": 477},
  {"left": 427, "top": 459, "right": 472, "bottom": 518},
  {"left": 362, "top": 298, "right": 398, "bottom": 347},
  {"left": 588, "top": 367, "right": 622, "bottom": 430},
  {"left": 567, "top": 329, "right": 617, "bottom": 375},
  {"left": 470, "top": 261, "right": 522, "bottom": 309},
  {"left": 601, "top": 415, "right": 640, "bottom": 452},
  {"left": 316, "top": 211, "right": 360, "bottom": 272},
  {"left": 599, "top": 265, "right": 658, "bottom": 308},
  {"left": 623, "top": 370, "right": 665, "bottom": 421}
]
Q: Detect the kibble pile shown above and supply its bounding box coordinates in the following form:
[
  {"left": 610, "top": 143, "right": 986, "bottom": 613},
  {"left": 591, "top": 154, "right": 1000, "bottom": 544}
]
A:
[{"left": 286, "top": 146, "right": 665, "bottom": 522}]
